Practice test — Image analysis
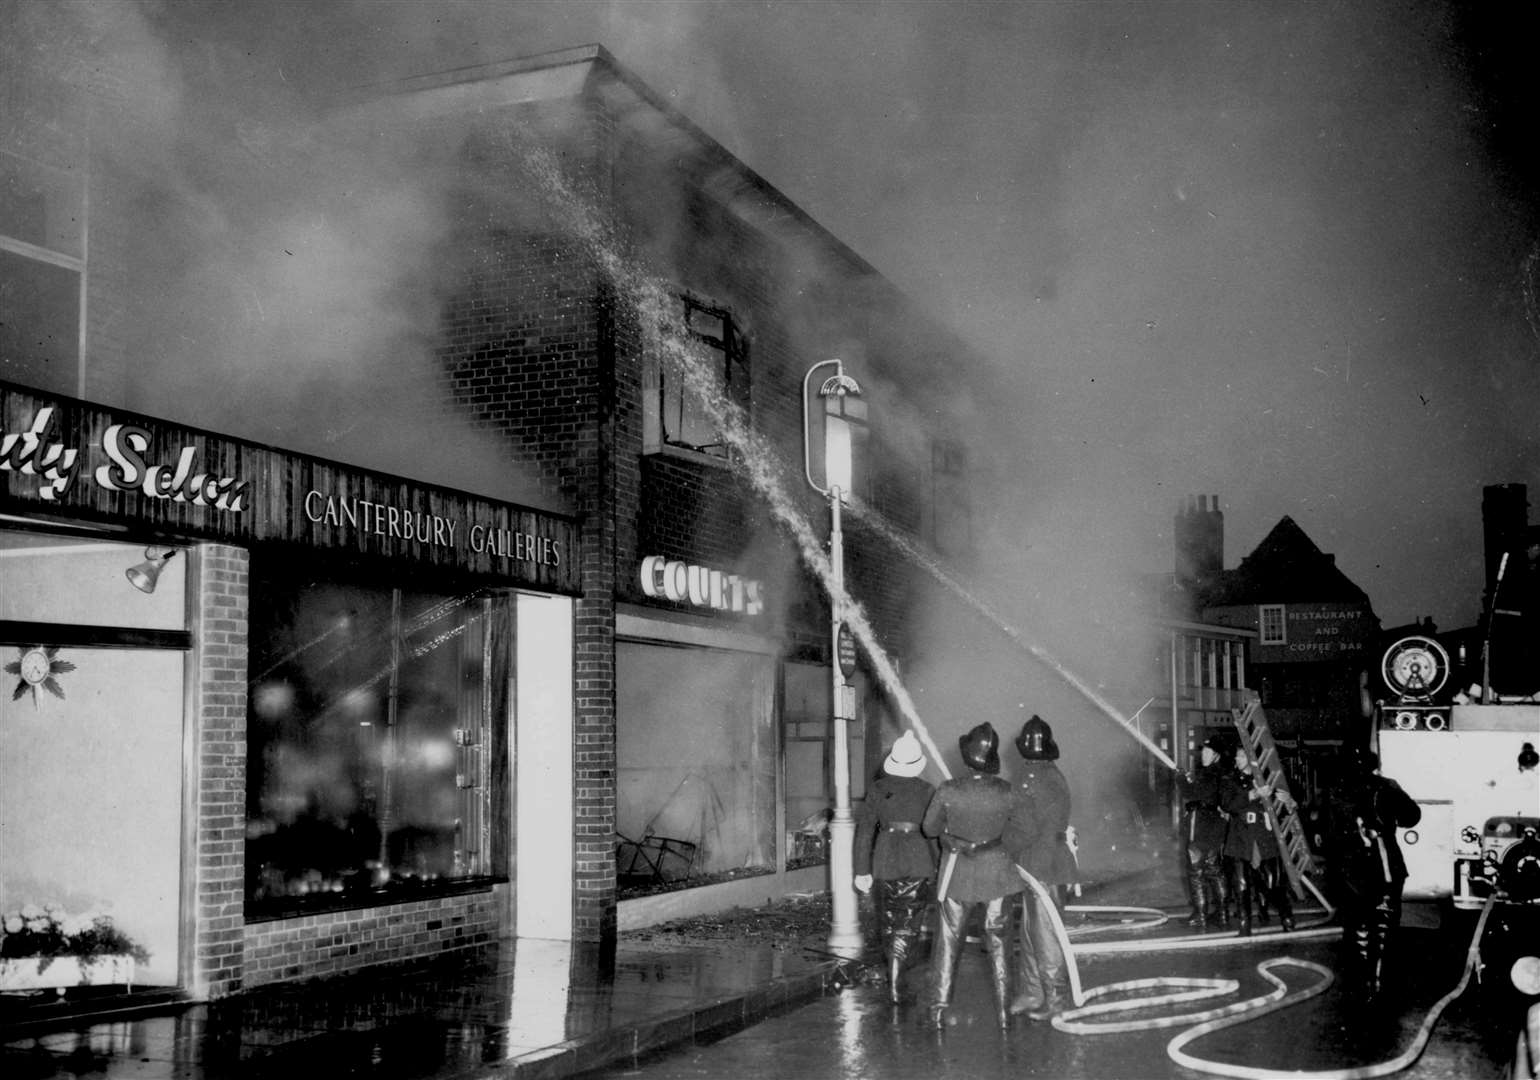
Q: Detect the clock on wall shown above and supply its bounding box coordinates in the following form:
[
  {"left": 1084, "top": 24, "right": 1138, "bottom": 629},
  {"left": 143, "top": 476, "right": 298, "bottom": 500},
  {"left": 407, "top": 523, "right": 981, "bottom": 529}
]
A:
[{"left": 5, "top": 645, "right": 75, "bottom": 707}]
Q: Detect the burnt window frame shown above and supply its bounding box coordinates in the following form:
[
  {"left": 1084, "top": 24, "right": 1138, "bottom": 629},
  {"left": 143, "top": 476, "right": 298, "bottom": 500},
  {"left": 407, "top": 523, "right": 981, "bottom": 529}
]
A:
[{"left": 650, "top": 295, "right": 750, "bottom": 460}]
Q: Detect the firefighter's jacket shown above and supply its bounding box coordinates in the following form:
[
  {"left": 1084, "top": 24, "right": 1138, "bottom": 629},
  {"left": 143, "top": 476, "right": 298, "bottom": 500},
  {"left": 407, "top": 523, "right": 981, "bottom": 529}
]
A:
[
  {"left": 1178, "top": 763, "right": 1229, "bottom": 854},
  {"left": 1004, "top": 762, "right": 1076, "bottom": 885},
  {"left": 854, "top": 773, "right": 939, "bottom": 881},
  {"left": 922, "top": 773, "right": 1028, "bottom": 902},
  {"left": 1220, "top": 766, "right": 1284, "bottom": 864},
  {"left": 1328, "top": 772, "right": 1421, "bottom": 888}
]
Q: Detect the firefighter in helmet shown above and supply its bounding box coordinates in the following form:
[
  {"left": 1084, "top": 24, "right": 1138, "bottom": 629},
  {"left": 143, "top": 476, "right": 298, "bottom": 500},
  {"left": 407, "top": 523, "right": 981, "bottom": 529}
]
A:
[
  {"left": 1326, "top": 746, "right": 1420, "bottom": 1002},
  {"left": 1219, "top": 742, "right": 1297, "bottom": 935},
  {"left": 1004, "top": 713, "right": 1077, "bottom": 1020},
  {"left": 854, "top": 731, "right": 939, "bottom": 1004},
  {"left": 921, "top": 721, "right": 1028, "bottom": 1029},
  {"left": 1177, "top": 735, "right": 1231, "bottom": 931}
]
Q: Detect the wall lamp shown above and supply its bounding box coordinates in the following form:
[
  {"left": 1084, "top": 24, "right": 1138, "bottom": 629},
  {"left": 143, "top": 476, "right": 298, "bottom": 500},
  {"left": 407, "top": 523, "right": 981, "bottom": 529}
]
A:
[{"left": 126, "top": 546, "right": 178, "bottom": 594}]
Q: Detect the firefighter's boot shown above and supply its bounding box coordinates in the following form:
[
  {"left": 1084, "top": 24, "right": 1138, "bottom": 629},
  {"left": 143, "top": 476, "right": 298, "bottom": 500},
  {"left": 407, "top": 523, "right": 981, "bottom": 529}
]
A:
[
  {"left": 887, "top": 932, "right": 912, "bottom": 1005},
  {"left": 928, "top": 898, "right": 964, "bottom": 1029},
  {"left": 1011, "top": 895, "right": 1046, "bottom": 1014},
  {"left": 1184, "top": 866, "right": 1208, "bottom": 930},
  {"left": 1026, "top": 934, "right": 1071, "bottom": 1022},
  {"left": 984, "top": 897, "right": 1012, "bottom": 1029},
  {"left": 1232, "top": 865, "right": 1252, "bottom": 937}
]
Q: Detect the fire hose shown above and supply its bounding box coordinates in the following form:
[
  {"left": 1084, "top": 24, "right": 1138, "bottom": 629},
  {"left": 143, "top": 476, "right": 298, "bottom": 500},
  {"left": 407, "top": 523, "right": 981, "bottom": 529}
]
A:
[{"left": 1016, "top": 865, "right": 1499, "bottom": 1078}]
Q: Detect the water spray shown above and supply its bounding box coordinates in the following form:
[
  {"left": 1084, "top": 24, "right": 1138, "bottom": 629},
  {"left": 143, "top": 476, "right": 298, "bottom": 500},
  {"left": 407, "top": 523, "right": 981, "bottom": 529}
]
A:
[
  {"left": 505, "top": 133, "right": 954, "bottom": 781},
  {"left": 847, "top": 504, "right": 1179, "bottom": 773}
]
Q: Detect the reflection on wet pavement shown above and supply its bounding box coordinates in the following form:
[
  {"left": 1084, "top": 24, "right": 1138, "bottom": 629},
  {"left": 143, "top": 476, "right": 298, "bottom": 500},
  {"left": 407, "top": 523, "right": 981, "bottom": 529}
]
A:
[{"left": 0, "top": 935, "right": 839, "bottom": 1079}]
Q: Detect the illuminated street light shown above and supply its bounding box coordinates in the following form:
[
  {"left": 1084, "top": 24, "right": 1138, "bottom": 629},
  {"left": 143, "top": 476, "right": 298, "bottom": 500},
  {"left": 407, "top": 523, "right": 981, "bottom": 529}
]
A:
[{"left": 802, "top": 358, "right": 868, "bottom": 956}]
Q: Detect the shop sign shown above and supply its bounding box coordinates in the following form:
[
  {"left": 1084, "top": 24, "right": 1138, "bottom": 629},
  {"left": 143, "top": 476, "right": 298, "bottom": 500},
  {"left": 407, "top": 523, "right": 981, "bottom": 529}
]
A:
[
  {"left": 1, "top": 386, "right": 578, "bottom": 592},
  {"left": 2, "top": 407, "right": 248, "bottom": 510},
  {"left": 638, "top": 555, "right": 763, "bottom": 615},
  {"left": 836, "top": 622, "right": 858, "bottom": 678}
]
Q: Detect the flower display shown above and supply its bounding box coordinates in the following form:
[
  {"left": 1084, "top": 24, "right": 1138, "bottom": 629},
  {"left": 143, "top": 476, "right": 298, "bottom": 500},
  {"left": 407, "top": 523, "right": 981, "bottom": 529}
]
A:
[{"left": 0, "top": 903, "right": 148, "bottom": 973}]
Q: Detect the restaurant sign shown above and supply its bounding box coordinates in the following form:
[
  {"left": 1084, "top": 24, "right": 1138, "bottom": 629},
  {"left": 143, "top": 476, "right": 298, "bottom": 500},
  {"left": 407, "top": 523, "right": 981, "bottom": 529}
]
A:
[{"left": 1, "top": 385, "right": 578, "bottom": 592}]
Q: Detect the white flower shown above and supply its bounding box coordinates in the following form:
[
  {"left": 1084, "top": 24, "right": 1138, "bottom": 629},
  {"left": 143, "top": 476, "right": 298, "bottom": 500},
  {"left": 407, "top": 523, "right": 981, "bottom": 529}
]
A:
[
  {"left": 19, "top": 903, "right": 41, "bottom": 920},
  {"left": 62, "top": 915, "right": 94, "bottom": 936},
  {"left": 3, "top": 915, "right": 21, "bottom": 934},
  {"left": 25, "top": 916, "right": 50, "bottom": 933},
  {"left": 43, "top": 902, "right": 63, "bottom": 916}
]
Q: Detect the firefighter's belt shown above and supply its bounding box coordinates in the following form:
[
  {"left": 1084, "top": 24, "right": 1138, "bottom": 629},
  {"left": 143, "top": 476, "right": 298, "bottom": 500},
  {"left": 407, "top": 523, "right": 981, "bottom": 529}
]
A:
[
  {"left": 943, "top": 834, "right": 1001, "bottom": 855},
  {"left": 885, "top": 822, "right": 920, "bottom": 833}
]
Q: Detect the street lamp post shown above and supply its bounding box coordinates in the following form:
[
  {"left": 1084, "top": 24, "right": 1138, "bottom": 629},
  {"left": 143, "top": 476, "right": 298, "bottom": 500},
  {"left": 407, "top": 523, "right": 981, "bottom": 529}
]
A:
[{"left": 803, "top": 358, "right": 868, "bottom": 956}]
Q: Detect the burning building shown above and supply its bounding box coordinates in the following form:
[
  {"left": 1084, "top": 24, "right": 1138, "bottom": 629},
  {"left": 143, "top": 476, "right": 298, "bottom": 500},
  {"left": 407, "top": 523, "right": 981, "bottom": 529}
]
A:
[{"left": 1, "top": 17, "right": 989, "bottom": 1012}]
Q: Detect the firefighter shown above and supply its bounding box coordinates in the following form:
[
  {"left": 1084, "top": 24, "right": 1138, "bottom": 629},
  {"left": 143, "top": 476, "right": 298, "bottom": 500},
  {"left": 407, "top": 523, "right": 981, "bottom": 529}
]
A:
[
  {"left": 1327, "top": 746, "right": 1421, "bottom": 1002},
  {"left": 1220, "top": 743, "right": 1296, "bottom": 935},
  {"left": 921, "top": 721, "right": 1027, "bottom": 1030},
  {"left": 1005, "top": 714, "right": 1077, "bottom": 1021},
  {"left": 853, "top": 731, "right": 940, "bottom": 1004},
  {"left": 1177, "top": 736, "right": 1231, "bottom": 931}
]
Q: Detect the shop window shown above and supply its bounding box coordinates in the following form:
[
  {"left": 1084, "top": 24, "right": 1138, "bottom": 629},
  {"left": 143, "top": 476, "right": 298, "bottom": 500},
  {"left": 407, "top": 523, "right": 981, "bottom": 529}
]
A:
[
  {"left": 0, "top": 148, "right": 84, "bottom": 395},
  {"left": 643, "top": 296, "right": 749, "bottom": 459},
  {"left": 245, "top": 566, "right": 511, "bottom": 916},
  {"left": 1259, "top": 604, "right": 1286, "bottom": 645}
]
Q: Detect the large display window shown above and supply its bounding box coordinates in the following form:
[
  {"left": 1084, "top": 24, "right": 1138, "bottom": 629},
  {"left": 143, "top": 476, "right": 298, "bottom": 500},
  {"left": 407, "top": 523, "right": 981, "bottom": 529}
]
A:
[
  {"left": 0, "top": 529, "right": 188, "bottom": 989},
  {"left": 616, "top": 641, "right": 775, "bottom": 890},
  {"left": 245, "top": 558, "right": 511, "bottom": 917}
]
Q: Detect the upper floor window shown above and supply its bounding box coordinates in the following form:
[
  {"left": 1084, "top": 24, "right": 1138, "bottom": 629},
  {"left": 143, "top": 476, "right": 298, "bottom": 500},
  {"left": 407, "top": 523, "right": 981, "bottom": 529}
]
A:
[
  {"left": 931, "top": 437, "right": 972, "bottom": 557},
  {"left": 1259, "top": 604, "right": 1286, "bottom": 645},
  {"left": 644, "top": 296, "right": 749, "bottom": 460},
  {"left": 0, "top": 144, "right": 85, "bottom": 397}
]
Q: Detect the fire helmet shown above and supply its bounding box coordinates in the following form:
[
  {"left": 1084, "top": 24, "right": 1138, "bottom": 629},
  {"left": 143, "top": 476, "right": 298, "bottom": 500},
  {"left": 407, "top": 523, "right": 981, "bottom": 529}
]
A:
[
  {"left": 1015, "top": 714, "right": 1059, "bottom": 761},
  {"left": 959, "top": 722, "right": 1001, "bottom": 774},
  {"left": 883, "top": 731, "right": 927, "bottom": 778}
]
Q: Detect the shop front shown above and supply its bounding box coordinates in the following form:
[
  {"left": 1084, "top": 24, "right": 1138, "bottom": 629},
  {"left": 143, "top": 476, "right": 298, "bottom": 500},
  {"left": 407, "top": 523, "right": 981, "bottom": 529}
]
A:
[{"left": 1, "top": 382, "right": 578, "bottom": 1007}]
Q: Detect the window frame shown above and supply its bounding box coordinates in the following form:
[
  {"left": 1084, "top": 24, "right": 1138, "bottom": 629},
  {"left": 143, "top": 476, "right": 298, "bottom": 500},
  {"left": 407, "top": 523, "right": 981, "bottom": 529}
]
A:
[
  {"left": 1259, "top": 604, "right": 1287, "bottom": 645},
  {"left": 646, "top": 295, "right": 749, "bottom": 461},
  {"left": 0, "top": 146, "right": 87, "bottom": 396}
]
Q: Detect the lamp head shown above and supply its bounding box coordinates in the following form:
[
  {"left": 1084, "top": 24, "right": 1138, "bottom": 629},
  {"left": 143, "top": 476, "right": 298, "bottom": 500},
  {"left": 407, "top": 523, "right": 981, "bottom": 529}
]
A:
[{"left": 126, "top": 546, "right": 178, "bottom": 594}]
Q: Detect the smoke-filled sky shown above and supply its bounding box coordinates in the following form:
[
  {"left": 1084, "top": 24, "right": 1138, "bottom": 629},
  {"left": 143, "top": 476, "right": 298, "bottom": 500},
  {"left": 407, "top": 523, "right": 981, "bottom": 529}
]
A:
[{"left": 42, "top": 0, "right": 1540, "bottom": 629}]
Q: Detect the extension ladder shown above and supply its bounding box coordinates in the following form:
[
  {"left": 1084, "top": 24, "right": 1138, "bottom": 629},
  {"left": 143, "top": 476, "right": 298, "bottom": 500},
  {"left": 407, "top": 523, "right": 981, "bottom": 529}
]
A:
[{"left": 1230, "top": 694, "right": 1317, "bottom": 900}]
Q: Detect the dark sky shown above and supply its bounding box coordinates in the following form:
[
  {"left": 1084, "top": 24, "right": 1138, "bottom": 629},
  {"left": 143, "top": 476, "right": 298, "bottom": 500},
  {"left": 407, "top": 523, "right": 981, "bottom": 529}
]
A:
[{"left": 52, "top": 0, "right": 1540, "bottom": 630}]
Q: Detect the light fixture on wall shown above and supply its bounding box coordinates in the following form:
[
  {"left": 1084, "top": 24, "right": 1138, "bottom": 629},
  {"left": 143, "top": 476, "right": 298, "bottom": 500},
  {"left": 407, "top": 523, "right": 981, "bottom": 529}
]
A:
[{"left": 126, "top": 546, "right": 178, "bottom": 594}]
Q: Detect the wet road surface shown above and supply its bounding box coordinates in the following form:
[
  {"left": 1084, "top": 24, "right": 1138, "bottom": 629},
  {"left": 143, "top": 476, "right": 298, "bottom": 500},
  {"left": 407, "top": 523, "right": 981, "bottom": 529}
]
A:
[{"left": 584, "top": 927, "right": 1523, "bottom": 1080}]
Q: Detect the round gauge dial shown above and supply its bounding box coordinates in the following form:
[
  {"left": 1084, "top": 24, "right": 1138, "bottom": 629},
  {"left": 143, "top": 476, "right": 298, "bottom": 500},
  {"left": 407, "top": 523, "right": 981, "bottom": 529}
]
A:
[{"left": 1381, "top": 635, "right": 1449, "bottom": 699}]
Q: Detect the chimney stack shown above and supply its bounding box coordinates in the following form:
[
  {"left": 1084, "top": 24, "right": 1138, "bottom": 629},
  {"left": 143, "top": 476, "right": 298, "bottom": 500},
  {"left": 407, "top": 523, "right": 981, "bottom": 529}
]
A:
[{"left": 1175, "top": 493, "right": 1224, "bottom": 590}]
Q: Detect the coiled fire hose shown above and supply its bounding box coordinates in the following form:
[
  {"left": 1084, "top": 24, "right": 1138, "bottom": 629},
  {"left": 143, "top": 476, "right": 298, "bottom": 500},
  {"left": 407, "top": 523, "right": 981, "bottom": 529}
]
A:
[{"left": 1018, "top": 867, "right": 1497, "bottom": 1079}]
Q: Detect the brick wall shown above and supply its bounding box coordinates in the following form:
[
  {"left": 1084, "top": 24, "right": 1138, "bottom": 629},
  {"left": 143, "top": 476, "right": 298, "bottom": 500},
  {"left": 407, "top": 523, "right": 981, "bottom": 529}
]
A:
[
  {"left": 191, "top": 544, "right": 249, "bottom": 998},
  {"left": 437, "top": 94, "right": 617, "bottom": 944},
  {"left": 242, "top": 892, "right": 499, "bottom": 988}
]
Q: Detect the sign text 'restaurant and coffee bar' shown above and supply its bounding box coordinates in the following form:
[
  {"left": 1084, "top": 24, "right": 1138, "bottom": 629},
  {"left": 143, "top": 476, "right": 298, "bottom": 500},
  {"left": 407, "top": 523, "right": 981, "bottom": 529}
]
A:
[{"left": 0, "top": 385, "right": 577, "bottom": 592}]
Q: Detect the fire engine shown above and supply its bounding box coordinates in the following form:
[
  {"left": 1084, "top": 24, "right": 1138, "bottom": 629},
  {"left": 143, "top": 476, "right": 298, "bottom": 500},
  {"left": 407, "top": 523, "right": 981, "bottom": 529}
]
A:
[{"left": 1371, "top": 635, "right": 1540, "bottom": 912}]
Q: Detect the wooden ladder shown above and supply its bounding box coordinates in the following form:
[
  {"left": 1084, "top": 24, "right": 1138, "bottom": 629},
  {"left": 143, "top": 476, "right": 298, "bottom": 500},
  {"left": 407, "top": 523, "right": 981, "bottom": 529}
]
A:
[{"left": 1230, "top": 693, "right": 1318, "bottom": 901}]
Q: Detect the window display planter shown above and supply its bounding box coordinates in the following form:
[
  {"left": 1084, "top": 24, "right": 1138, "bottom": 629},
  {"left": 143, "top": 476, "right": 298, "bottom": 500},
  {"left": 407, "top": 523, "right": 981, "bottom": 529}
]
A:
[{"left": 0, "top": 955, "right": 135, "bottom": 993}]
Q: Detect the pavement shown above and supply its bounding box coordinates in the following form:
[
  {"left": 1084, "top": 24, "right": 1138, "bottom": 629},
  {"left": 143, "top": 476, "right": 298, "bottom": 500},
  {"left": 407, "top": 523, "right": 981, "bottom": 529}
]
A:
[
  {"left": 0, "top": 927, "right": 848, "bottom": 1079},
  {"left": 0, "top": 862, "right": 1187, "bottom": 1080}
]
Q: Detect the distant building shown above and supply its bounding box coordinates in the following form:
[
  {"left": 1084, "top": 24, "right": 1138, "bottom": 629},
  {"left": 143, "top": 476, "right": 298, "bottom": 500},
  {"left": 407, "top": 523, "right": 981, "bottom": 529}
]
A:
[{"left": 1169, "top": 495, "right": 1380, "bottom": 801}]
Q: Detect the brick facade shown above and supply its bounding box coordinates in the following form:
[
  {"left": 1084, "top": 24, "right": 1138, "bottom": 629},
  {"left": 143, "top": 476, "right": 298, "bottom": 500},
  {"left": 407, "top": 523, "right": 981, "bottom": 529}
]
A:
[
  {"left": 190, "top": 544, "right": 250, "bottom": 998},
  {"left": 242, "top": 891, "right": 500, "bottom": 988}
]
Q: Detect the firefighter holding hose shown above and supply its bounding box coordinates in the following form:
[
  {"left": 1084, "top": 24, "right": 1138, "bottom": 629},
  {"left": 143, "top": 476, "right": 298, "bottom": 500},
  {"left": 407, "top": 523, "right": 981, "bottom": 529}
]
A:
[
  {"left": 921, "top": 721, "right": 1029, "bottom": 1030},
  {"left": 1005, "top": 713, "right": 1077, "bottom": 1020}
]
